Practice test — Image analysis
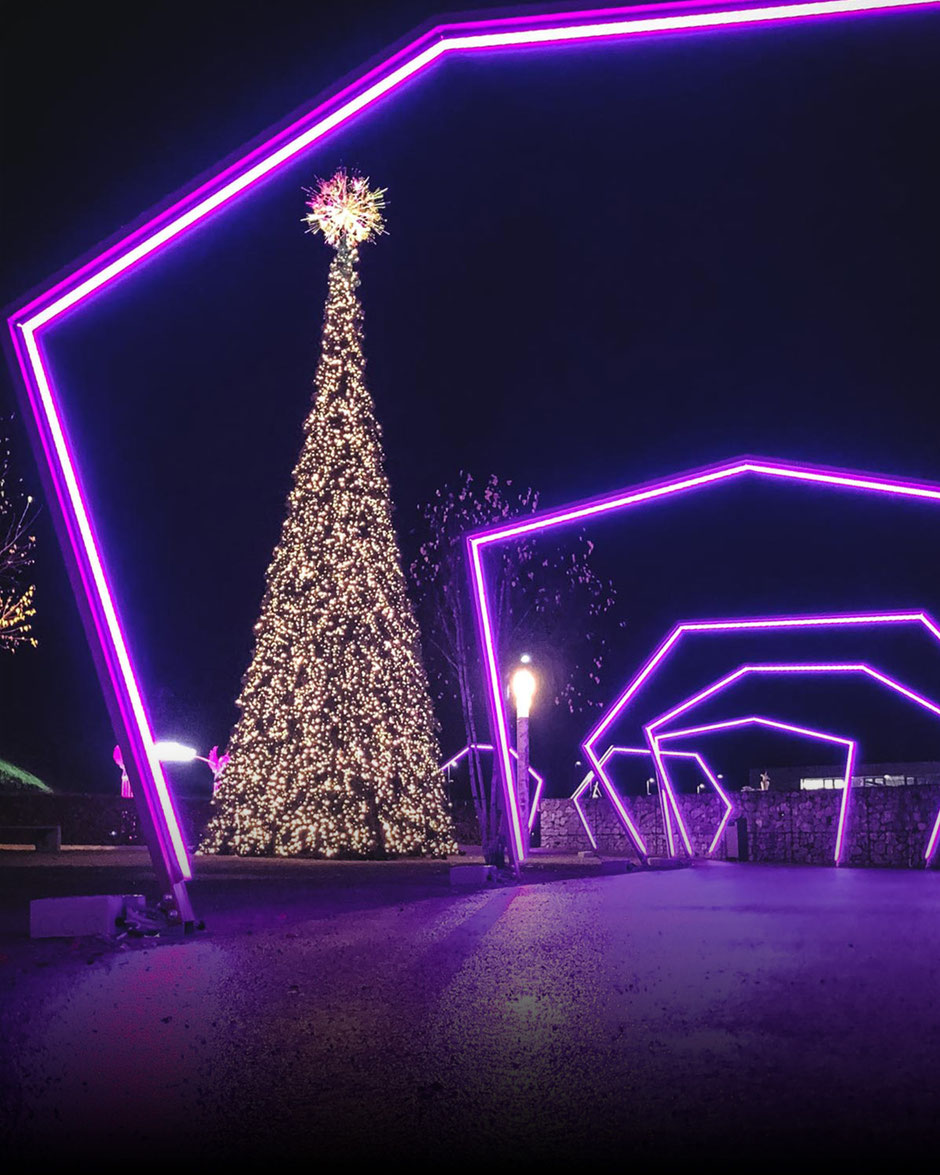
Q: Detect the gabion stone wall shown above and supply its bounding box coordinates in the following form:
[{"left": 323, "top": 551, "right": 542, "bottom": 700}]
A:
[
  {"left": 541, "top": 793, "right": 729, "bottom": 860},
  {"left": 541, "top": 784, "right": 940, "bottom": 868}
]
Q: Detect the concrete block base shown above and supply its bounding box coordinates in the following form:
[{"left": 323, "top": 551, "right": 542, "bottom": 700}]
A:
[
  {"left": 449, "top": 865, "right": 496, "bottom": 887},
  {"left": 30, "top": 894, "right": 144, "bottom": 939}
]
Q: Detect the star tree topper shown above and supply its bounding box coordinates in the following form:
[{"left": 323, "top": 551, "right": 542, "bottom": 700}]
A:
[{"left": 303, "top": 169, "right": 387, "bottom": 250}]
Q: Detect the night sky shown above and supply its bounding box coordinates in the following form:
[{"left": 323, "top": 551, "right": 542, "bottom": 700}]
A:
[{"left": 3, "top": 1, "right": 940, "bottom": 797}]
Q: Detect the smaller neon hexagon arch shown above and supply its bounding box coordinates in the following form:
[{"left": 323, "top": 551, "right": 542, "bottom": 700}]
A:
[
  {"left": 647, "top": 663, "right": 940, "bottom": 863},
  {"left": 443, "top": 743, "right": 545, "bottom": 834},
  {"left": 573, "top": 745, "right": 732, "bottom": 854},
  {"left": 579, "top": 612, "right": 940, "bottom": 864},
  {"left": 654, "top": 715, "right": 856, "bottom": 859}
]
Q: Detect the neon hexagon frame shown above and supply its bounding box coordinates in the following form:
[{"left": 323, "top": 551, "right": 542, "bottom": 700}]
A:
[
  {"left": 443, "top": 743, "right": 546, "bottom": 833},
  {"left": 573, "top": 718, "right": 856, "bottom": 856},
  {"left": 653, "top": 713, "right": 856, "bottom": 859},
  {"left": 6, "top": 2, "right": 940, "bottom": 912},
  {"left": 578, "top": 612, "right": 940, "bottom": 866},
  {"left": 647, "top": 662, "right": 940, "bottom": 863},
  {"left": 471, "top": 511, "right": 940, "bottom": 872},
  {"left": 572, "top": 744, "right": 735, "bottom": 854}
]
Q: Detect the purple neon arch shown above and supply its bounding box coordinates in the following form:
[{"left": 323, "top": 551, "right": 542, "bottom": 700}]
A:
[
  {"left": 647, "top": 664, "right": 940, "bottom": 863},
  {"left": 5, "top": 4, "right": 939, "bottom": 902},
  {"left": 654, "top": 715, "right": 856, "bottom": 859},
  {"left": 576, "top": 612, "right": 940, "bottom": 866},
  {"left": 472, "top": 495, "right": 940, "bottom": 870},
  {"left": 572, "top": 745, "right": 731, "bottom": 854},
  {"left": 443, "top": 743, "right": 545, "bottom": 834}
]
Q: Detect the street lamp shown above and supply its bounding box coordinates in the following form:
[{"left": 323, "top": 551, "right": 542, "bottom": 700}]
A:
[
  {"left": 154, "top": 740, "right": 199, "bottom": 763},
  {"left": 154, "top": 742, "right": 230, "bottom": 793},
  {"left": 510, "top": 662, "right": 537, "bottom": 859}
]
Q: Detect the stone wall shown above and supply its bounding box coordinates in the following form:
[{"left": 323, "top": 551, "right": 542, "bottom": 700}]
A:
[
  {"left": 4, "top": 788, "right": 936, "bottom": 868},
  {"left": 0, "top": 793, "right": 212, "bottom": 848},
  {"left": 541, "top": 784, "right": 940, "bottom": 868},
  {"left": 0, "top": 794, "right": 477, "bottom": 850}
]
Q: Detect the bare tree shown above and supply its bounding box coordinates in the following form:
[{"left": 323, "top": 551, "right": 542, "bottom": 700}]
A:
[
  {"left": 411, "top": 472, "right": 619, "bottom": 864},
  {"left": 0, "top": 426, "right": 37, "bottom": 653}
]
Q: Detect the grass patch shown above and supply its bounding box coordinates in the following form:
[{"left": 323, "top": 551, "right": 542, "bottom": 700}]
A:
[{"left": 0, "top": 757, "right": 51, "bottom": 793}]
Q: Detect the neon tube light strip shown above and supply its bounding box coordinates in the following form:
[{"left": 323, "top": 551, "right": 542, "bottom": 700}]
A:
[
  {"left": 648, "top": 663, "right": 940, "bottom": 862},
  {"left": 580, "top": 611, "right": 940, "bottom": 862},
  {"left": 656, "top": 715, "right": 855, "bottom": 857},
  {"left": 5, "top": 5, "right": 938, "bottom": 894},
  {"left": 16, "top": 3, "right": 938, "bottom": 334},
  {"left": 572, "top": 745, "right": 729, "bottom": 853},
  {"left": 442, "top": 743, "right": 545, "bottom": 832},
  {"left": 572, "top": 789, "right": 600, "bottom": 850}
]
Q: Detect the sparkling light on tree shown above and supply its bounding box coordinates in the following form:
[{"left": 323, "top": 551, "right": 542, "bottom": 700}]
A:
[
  {"left": 203, "top": 171, "right": 455, "bottom": 858},
  {"left": 0, "top": 427, "right": 37, "bottom": 654}
]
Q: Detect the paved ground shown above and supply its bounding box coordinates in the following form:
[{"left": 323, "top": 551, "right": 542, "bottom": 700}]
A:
[{"left": 1, "top": 850, "right": 938, "bottom": 1163}]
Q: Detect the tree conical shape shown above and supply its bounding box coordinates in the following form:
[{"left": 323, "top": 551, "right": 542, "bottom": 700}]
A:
[{"left": 203, "top": 238, "right": 455, "bottom": 857}]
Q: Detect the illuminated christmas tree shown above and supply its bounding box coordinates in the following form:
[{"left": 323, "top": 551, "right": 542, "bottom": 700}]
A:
[{"left": 203, "top": 171, "right": 455, "bottom": 858}]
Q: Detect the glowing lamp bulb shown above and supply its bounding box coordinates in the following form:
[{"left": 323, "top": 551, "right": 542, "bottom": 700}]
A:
[
  {"left": 511, "top": 667, "right": 537, "bottom": 718},
  {"left": 154, "top": 740, "right": 198, "bottom": 764}
]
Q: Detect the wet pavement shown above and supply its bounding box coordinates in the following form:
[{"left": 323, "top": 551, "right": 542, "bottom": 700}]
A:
[{"left": 1, "top": 852, "right": 938, "bottom": 1162}]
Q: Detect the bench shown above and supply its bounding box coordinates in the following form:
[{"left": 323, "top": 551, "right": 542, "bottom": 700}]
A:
[{"left": 0, "top": 825, "right": 62, "bottom": 852}]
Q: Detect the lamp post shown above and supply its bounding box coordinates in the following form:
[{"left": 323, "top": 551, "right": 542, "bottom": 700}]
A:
[
  {"left": 153, "top": 740, "right": 199, "bottom": 764},
  {"left": 510, "top": 659, "right": 537, "bottom": 861}
]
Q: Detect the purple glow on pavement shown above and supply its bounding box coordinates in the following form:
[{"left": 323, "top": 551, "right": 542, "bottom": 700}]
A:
[
  {"left": 649, "top": 665, "right": 940, "bottom": 862},
  {"left": 5, "top": 6, "right": 938, "bottom": 891},
  {"left": 443, "top": 743, "right": 545, "bottom": 833}
]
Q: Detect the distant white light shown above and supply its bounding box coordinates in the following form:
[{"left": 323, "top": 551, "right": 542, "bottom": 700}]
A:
[
  {"left": 154, "top": 740, "right": 198, "bottom": 763},
  {"left": 520, "top": 653, "right": 532, "bottom": 664}
]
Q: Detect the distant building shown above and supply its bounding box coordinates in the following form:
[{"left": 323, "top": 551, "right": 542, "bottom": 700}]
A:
[{"left": 747, "top": 762, "right": 940, "bottom": 792}]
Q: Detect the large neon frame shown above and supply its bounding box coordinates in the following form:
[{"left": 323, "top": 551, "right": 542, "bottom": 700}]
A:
[
  {"left": 647, "top": 664, "right": 940, "bottom": 863},
  {"left": 580, "top": 612, "right": 940, "bottom": 864},
  {"left": 5, "top": 4, "right": 938, "bottom": 910}
]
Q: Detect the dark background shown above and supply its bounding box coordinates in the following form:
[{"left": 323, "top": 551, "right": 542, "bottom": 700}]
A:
[{"left": 3, "top": 1, "right": 939, "bottom": 798}]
